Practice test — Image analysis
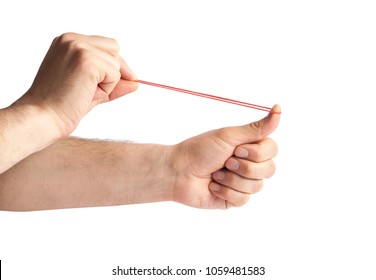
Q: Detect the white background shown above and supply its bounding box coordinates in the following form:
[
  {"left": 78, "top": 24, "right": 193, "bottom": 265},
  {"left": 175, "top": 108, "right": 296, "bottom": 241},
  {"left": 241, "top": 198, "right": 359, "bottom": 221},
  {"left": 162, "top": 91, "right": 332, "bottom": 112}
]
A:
[{"left": 1, "top": 0, "right": 376, "bottom": 279}]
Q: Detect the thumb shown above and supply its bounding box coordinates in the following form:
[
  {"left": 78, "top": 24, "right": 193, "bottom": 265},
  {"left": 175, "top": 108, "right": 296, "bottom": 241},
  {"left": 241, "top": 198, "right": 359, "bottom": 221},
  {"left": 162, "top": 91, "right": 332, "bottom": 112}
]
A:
[{"left": 219, "top": 104, "right": 281, "bottom": 146}]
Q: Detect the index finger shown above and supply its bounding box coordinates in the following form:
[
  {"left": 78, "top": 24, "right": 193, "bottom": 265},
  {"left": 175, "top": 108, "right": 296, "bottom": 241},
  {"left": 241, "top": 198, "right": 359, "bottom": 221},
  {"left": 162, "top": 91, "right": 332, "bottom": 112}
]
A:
[
  {"left": 119, "top": 57, "right": 138, "bottom": 81},
  {"left": 234, "top": 138, "right": 278, "bottom": 162}
]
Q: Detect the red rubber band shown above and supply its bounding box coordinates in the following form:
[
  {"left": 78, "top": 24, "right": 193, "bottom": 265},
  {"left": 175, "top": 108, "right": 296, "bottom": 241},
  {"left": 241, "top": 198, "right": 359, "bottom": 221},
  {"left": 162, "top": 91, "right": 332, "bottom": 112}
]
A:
[{"left": 134, "top": 80, "right": 278, "bottom": 113}]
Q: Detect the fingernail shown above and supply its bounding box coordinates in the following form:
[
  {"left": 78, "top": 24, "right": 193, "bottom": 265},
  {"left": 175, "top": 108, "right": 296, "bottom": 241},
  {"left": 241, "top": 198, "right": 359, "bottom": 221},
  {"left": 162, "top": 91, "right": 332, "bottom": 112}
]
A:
[
  {"left": 210, "top": 182, "right": 222, "bottom": 192},
  {"left": 271, "top": 104, "right": 281, "bottom": 114},
  {"left": 213, "top": 171, "right": 225, "bottom": 180},
  {"left": 226, "top": 158, "right": 240, "bottom": 171},
  {"left": 235, "top": 148, "right": 249, "bottom": 158}
]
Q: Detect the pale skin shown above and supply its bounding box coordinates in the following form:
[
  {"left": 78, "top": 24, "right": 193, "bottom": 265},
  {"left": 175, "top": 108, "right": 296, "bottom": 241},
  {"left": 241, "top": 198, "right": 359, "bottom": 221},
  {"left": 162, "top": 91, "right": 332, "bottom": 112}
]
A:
[{"left": 0, "top": 33, "right": 280, "bottom": 211}]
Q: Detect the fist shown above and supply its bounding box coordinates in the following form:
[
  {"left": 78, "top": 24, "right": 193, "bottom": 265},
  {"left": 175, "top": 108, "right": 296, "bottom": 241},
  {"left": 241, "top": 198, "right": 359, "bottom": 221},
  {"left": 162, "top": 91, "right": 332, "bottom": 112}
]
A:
[{"left": 21, "top": 33, "right": 138, "bottom": 136}]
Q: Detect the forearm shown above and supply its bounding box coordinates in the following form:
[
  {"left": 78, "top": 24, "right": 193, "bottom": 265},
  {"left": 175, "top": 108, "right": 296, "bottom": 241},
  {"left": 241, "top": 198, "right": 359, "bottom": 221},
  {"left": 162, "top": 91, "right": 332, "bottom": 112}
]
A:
[
  {"left": 0, "top": 137, "right": 174, "bottom": 211},
  {"left": 0, "top": 102, "right": 61, "bottom": 174}
]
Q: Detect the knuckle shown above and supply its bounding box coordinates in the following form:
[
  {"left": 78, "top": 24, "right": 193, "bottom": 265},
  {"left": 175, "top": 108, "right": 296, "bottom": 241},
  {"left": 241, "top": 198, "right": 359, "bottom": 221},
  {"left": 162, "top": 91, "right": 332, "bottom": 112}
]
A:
[
  {"left": 244, "top": 162, "right": 254, "bottom": 176},
  {"left": 248, "top": 121, "right": 263, "bottom": 138},
  {"left": 274, "top": 141, "right": 279, "bottom": 156},
  {"left": 60, "top": 40, "right": 90, "bottom": 62},
  {"left": 234, "top": 194, "right": 250, "bottom": 207},
  {"left": 266, "top": 138, "right": 278, "bottom": 156},
  {"left": 60, "top": 32, "right": 76, "bottom": 40},
  {"left": 267, "top": 161, "right": 276, "bottom": 177},
  {"left": 52, "top": 34, "right": 96, "bottom": 75},
  {"left": 73, "top": 48, "right": 92, "bottom": 69},
  {"left": 56, "top": 32, "right": 78, "bottom": 44},
  {"left": 222, "top": 171, "right": 235, "bottom": 186},
  {"left": 114, "top": 59, "right": 122, "bottom": 71},
  {"left": 109, "top": 38, "right": 120, "bottom": 52},
  {"left": 113, "top": 69, "right": 121, "bottom": 81},
  {"left": 253, "top": 138, "right": 279, "bottom": 162},
  {"left": 220, "top": 186, "right": 232, "bottom": 197},
  {"left": 68, "top": 40, "right": 87, "bottom": 52},
  {"left": 252, "top": 147, "right": 264, "bottom": 162},
  {"left": 252, "top": 180, "right": 264, "bottom": 193}
]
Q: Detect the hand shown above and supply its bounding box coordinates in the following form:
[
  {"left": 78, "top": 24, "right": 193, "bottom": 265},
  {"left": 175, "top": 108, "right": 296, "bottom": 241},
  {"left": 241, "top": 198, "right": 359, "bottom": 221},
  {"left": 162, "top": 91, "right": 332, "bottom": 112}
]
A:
[
  {"left": 170, "top": 105, "right": 281, "bottom": 209},
  {"left": 17, "top": 32, "right": 138, "bottom": 136}
]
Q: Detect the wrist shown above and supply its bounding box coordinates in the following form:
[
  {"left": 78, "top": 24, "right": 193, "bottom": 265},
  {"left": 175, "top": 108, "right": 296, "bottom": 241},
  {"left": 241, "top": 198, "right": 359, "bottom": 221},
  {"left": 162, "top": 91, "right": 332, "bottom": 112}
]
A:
[
  {"left": 145, "top": 144, "right": 176, "bottom": 203},
  {"left": 0, "top": 101, "right": 62, "bottom": 173},
  {"left": 115, "top": 143, "right": 176, "bottom": 205},
  {"left": 10, "top": 100, "right": 62, "bottom": 149},
  {"left": 160, "top": 145, "right": 177, "bottom": 202},
  {"left": 18, "top": 88, "right": 78, "bottom": 137}
]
